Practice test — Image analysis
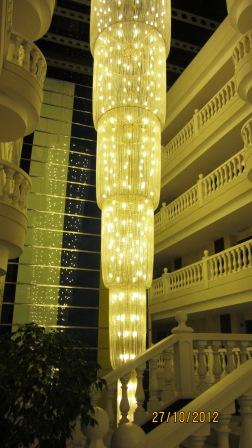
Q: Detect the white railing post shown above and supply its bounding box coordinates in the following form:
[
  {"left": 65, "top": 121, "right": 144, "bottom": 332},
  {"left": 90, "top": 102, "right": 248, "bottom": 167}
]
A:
[
  {"left": 196, "top": 341, "right": 208, "bottom": 392},
  {"left": 216, "top": 402, "right": 235, "bottom": 448},
  {"left": 188, "top": 423, "right": 210, "bottom": 448},
  {"left": 172, "top": 311, "right": 195, "bottom": 398},
  {"left": 197, "top": 174, "right": 204, "bottom": 205},
  {"left": 134, "top": 363, "right": 146, "bottom": 425},
  {"left": 239, "top": 388, "right": 252, "bottom": 448},
  {"left": 193, "top": 108, "right": 200, "bottom": 135},
  {"left": 201, "top": 250, "right": 209, "bottom": 288},
  {"left": 119, "top": 373, "right": 131, "bottom": 425}
]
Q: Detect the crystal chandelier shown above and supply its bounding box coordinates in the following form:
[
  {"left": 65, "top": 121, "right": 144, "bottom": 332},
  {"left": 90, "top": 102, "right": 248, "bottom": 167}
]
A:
[{"left": 90, "top": 0, "right": 171, "bottom": 369}]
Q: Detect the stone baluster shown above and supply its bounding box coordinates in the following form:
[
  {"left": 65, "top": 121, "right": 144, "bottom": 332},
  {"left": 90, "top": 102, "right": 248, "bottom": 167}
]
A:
[
  {"left": 19, "top": 178, "right": 28, "bottom": 210},
  {"left": 12, "top": 172, "right": 23, "bottom": 206},
  {"left": 240, "top": 341, "right": 249, "bottom": 364},
  {"left": 134, "top": 364, "right": 146, "bottom": 425},
  {"left": 161, "top": 348, "right": 174, "bottom": 403},
  {"left": 239, "top": 388, "right": 252, "bottom": 448},
  {"left": 104, "top": 382, "right": 116, "bottom": 446},
  {"left": 216, "top": 402, "right": 235, "bottom": 448},
  {"left": 30, "top": 48, "right": 39, "bottom": 76},
  {"left": 189, "top": 423, "right": 210, "bottom": 448},
  {"left": 212, "top": 341, "right": 223, "bottom": 382},
  {"left": 23, "top": 41, "right": 32, "bottom": 71},
  {"left": 197, "top": 174, "right": 204, "bottom": 205},
  {"left": 225, "top": 341, "right": 236, "bottom": 373},
  {"left": 2, "top": 167, "right": 14, "bottom": 202},
  {"left": 197, "top": 341, "right": 208, "bottom": 392},
  {"left": 148, "top": 356, "right": 161, "bottom": 413},
  {"left": 119, "top": 373, "right": 131, "bottom": 425}
]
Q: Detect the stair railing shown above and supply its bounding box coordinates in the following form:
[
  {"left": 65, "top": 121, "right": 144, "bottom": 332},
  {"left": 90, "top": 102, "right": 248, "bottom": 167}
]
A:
[
  {"left": 83, "top": 312, "right": 252, "bottom": 447},
  {"left": 136, "top": 358, "right": 252, "bottom": 448}
]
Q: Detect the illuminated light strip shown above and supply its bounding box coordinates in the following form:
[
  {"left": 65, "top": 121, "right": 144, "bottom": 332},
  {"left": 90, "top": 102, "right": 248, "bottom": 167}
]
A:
[{"left": 91, "top": 0, "right": 171, "bottom": 377}]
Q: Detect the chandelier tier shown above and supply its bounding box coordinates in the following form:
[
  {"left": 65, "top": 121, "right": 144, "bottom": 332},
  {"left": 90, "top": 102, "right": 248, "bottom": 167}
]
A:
[{"left": 91, "top": 0, "right": 171, "bottom": 369}]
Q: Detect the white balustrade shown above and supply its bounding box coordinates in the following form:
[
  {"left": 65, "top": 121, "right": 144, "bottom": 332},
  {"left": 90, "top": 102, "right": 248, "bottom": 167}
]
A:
[
  {"left": 202, "top": 148, "right": 245, "bottom": 196},
  {"left": 155, "top": 147, "right": 246, "bottom": 232},
  {"left": 208, "top": 240, "right": 252, "bottom": 280},
  {"left": 193, "top": 335, "right": 252, "bottom": 391},
  {"left": 0, "top": 159, "right": 31, "bottom": 212},
  {"left": 241, "top": 118, "right": 252, "bottom": 147},
  {"left": 90, "top": 314, "right": 252, "bottom": 447},
  {"left": 163, "top": 77, "right": 237, "bottom": 160},
  {"left": 233, "top": 31, "right": 252, "bottom": 68},
  {"left": 199, "top": 78, "right": 236, "bottom": 127},
  {"left": 168, "top": 261, "right": 203, "bottom": 291},
  {"left": 150, "top": 239, "right": 252, "bottom": 300},
  {"left": 164, "top": 118, "right": 194, "bottom": 157},
  {"left": 6, "top": 32, "right": 47, "bottom": 88}
]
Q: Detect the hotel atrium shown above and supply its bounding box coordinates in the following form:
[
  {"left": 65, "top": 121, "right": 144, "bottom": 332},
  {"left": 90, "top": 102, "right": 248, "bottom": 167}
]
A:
[{"left": 0, "top": 0, "right": 252, "bottom": 447}]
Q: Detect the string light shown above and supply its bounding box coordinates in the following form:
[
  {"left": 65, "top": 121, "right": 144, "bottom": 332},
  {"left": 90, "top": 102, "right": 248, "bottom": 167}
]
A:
[{"left": 91, "top": 1, "right": 171, "bottom": 370}]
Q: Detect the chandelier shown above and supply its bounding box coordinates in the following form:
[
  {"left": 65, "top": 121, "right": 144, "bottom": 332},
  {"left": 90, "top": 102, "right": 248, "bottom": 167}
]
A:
[{"left": 90, "top": 0, "right": 171, "bottom": 369}]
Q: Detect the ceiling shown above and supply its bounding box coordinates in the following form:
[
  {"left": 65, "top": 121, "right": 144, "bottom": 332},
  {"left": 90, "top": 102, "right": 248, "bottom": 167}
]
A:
[{"left": 37, "top": 0, "right": 228, "bottom": 87}]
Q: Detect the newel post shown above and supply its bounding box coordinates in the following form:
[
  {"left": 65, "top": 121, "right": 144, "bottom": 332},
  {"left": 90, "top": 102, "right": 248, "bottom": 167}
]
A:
[
  {"left": 172, "top": 311, "right": 195, "bottom": 398},
  {"left": 197, "top": 174, "right": 204, "bottom": 205},
  {"left": 162, "top": 267, "right": 170, "bottom": 295}
]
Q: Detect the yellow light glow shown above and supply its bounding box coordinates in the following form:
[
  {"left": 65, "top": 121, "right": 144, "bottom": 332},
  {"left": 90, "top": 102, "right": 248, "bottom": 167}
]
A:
[
  {"left": 96, "top": 108, "right": 161, "bottom": 209},
  {"left": 91, "top": 0, "right": 170, "bottom": 373}
]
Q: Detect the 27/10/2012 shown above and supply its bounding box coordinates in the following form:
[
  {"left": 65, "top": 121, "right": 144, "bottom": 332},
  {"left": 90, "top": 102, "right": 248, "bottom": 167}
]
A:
[{"left": 152, "top": 410, "right": 219, "bottom": 424}]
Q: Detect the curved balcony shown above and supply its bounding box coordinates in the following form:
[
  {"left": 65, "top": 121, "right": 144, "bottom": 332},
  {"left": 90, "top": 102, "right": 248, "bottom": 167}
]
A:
[
  {"left": 155, "top": 143, "right": 252, "bottom": 260},
  {"left": 0, "top": 159, "right": 31, "bottom": 275},
  {"left": 0, "top": 31, "right": 46, "bottom": 141},
  {"left": 227, "top": 0, "right": 252, "bottom": 33},
  {"left": 161, "top": 77, "right": 252, "bottom": 200},
  {"left": 149, "top": 239, "right": 252, "bottom": 319},
  {"left": 12, "top": 0, "right": 56, "bottom": 41},
  {"left": 233, "top": 31, "right": 252, "bottom": 104}
]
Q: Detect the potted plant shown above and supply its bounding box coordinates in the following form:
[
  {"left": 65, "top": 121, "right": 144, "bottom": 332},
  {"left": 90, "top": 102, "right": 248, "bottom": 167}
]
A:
[{"left": 0, "top": 322, "right": 105, "bottom": 448}]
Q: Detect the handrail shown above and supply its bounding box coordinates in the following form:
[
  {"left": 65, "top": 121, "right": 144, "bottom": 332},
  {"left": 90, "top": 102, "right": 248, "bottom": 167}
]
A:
[
  {"left": 150, "top": 238, "right": 252, "bottom": 299},
  {"left": 193, "top": 332, "right": 252, "bottom": 342},
  {"left": 155, "top": 146, "right": 246, "bottom": 230},
  {"left": 103, "top": 333, "right": 178, "bottom": 386},
  {"left": 6, "top": 31, "right": 47, "bottom": 88},
  {"left": 163, "top": 76, "right": 237, "bottom": 159},
  {"left": 139, "top": 358, "right": 252, "bottom": 448}
]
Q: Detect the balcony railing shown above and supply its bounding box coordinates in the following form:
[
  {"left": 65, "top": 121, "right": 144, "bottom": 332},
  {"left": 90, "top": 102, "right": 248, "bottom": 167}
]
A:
[
  {"left": 150, "top": 238, "right": 252, "bottom": 300},
  {"left": 163, "top": 77, "right": 237, "bottom": 159},
  {"left": 0, "top": 160, "right": 31, "bottom": 212},
  {"left": 155, "top": 147, "right": 246, "bottom": 232},
  {"left": 6, "top": 32, "right": 46, "bottom": 88}
]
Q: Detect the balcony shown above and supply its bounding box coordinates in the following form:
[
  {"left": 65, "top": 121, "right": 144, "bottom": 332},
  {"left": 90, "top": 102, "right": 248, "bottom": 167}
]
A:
[
  {"left": 12, "top": 0, "right": 55, "bottom": 41},
  {"left": 161, "top": 77, "right": 252, "bottom": 200},
  {"left": 149, "top": 239, "right": 252, "bottom": 320},
  {"left": 0, "top": 159, "right": 31, "bottom": 275},
  {"left": 0, "top": 31, "right": 46, "bottom": 141},
  {"left": 155, "top": 139, "right": 252, "bottom": 261}
]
